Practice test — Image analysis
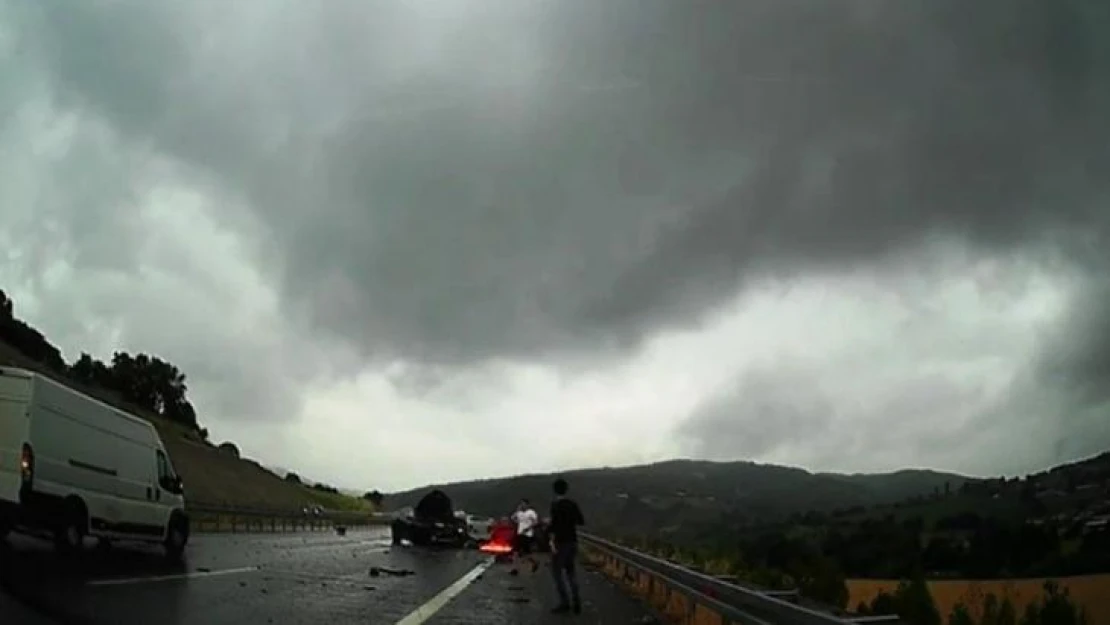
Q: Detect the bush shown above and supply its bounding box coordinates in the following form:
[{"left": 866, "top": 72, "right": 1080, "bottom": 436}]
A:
[
  {"left": 865, "top": 577, "right": 940, "bottom": 625},
  {"left": 949, "top": 603, "right": 975, "bottom": 625},
  {"left": 1021, "top": 581, "right": 1087, "bottom": 625},
  {"left": 217, "top": 442, "right": 240, "bottom": 458},
  {"left": 981, "top": 593, "right": 1017, "bottom": 625}
]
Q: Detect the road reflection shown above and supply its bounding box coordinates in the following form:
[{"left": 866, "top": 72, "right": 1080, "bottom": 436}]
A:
[{"left": 0, "top": 535, "right": 188, "bottom": 624}]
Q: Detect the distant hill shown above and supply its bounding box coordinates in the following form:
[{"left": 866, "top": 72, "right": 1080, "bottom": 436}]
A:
[
  {"left": 385, "top": 458, "right": 973, "bottom": 539},
  {"left": 686, "top": 449, "right": 1110, "bottom": 585}
]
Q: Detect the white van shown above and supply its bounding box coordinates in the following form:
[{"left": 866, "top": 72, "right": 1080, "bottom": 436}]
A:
[{"left": 0, "top": 366, "right": 189, "bottom": 559}]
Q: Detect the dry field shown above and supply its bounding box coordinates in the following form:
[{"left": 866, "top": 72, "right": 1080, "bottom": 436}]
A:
[{"left": 848, "top": 575, "right": 1110, "bottom": 624}]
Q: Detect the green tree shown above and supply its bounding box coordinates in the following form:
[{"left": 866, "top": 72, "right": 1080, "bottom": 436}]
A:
[
  {"left": 893, "top": 576, "right": 941, "bottom": 625},
  {"left": 980, "top": 592, "right": 1019, "bottom": 625},
  {"left": 948, "top": 603, "right": 974, "bottom": 625},
  {"left": 868, "top": 590, "right": 900, "bottom": 619},
  {"left": 796, "top": 555, "right": 849, "bottom": 609},
  {"left": 101, "top": 351, "right": 199, "bottom": 429},
  {"left": 0, "top": 294, "right": 65, "bottom": 372},
  {"left": 1037, "top": 581, "right": 1086, "bottom": 625},
  {"left": 1020, "top": 602, "right": 1042, "bottom": 625},
  {"left": 996, "top": 597, "right": 1018, "bottom": 625},
  {"left": 363, "top": 490, "right": 384, "bottom": 507},
  {"left": 217, "top": 442, "right": 240, "bottom": 458},
  {"left": 70, "top": 352, "right": 111, "bottom": 387}
]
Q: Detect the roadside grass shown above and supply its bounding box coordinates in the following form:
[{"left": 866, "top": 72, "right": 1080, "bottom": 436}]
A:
[{"left": 305, "top": 489, "right": 375, "bottom": 512}]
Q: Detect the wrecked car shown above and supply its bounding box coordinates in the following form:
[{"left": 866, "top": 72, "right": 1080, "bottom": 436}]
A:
[{"left": 390, "top": 489, "right": 469, "bottom": 548}]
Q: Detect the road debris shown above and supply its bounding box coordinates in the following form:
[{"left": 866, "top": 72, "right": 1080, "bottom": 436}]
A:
[{"left": 369, "top": 566, "right": 415, "bottom": 577}]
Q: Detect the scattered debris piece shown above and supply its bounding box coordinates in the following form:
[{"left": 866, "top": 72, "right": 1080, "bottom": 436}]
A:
[{"left": 369, "top": 566, "right": 415, "bottom": 577}]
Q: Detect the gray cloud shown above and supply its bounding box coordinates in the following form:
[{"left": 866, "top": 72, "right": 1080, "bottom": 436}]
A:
[
  {"left": 2, "top": 0, "right": 1109, "bottom": 477},
  {"left": 677, "top": 368, "right": 841, "bottom": 461},
  {"left": 16, "top": 0, "right": 1104, "bottom": 366},
  {"left": 678, "top": 358, "right": 1083, "bottom": 478}
]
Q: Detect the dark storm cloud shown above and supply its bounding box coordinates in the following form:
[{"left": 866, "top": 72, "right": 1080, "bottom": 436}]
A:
[
  {"left": 9, "top": 0, "right": 1110, "bottom": 462},
  {"left": 14, "top": 0, "right": 1110, "bottom": 368}
]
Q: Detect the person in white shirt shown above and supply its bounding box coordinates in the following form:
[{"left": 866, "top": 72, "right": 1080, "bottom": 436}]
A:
[{"left": 509, "top": 499, "right": 540, "bottom": 574}]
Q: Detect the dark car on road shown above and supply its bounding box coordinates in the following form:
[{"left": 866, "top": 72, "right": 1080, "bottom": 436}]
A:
[{"left": 390, "top": 490, "right": 469, "bottom": 548}]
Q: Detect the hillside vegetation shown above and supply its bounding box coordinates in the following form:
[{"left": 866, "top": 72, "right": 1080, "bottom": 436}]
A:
[
  {"left": 630, "top": 452, "right": 1109, "bottom": 625},
  {"left": 387, "top": 458, "right": 972, "bottom": 538},
  {"left": 0, "top": 289, "right": 371, "bottom": 513}
]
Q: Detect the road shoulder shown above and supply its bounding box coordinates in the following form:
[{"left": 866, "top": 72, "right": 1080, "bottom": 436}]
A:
[{"left": 425, "top": 553, "right": 655, "bottom": 624}]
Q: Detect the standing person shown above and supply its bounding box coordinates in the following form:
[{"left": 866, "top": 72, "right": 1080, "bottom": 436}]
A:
[
  {"left": 510, "top": 499, "right": 540, "bottom": 575},
  {"left": 547, "top": 477, "right": 585, "bottom": 614}
]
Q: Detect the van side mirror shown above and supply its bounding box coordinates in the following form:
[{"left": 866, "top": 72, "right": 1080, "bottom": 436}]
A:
[{"left": 161, "top": 475, "right": 184, "bottom": 494}]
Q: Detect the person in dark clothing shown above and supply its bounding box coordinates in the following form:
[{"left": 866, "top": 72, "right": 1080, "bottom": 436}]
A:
[{"left": 547, "top": 477, "right": 585, "bottom": 614}]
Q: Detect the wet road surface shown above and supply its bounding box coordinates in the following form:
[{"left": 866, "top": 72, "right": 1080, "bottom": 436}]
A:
[
  {"left": 428, "top": 555, "right": 656, "bottom": 625},
  {"left": 0, "top": 530, "right": 654, "bottom": 624},
  {"left": 1, "top": 528, "right": 482, "bottom": 624}
]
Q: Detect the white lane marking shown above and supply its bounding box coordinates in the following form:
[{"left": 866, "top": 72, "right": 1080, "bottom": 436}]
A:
[
  {"left": 86, "top": 566, "right": 259, "bottom": 587},
  {"left": 393, "top": 557, "right": 494, "bottom": 625}
]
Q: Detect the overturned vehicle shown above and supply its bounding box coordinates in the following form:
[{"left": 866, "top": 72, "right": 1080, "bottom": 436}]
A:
[{"left": 390, "top": 490, "right": 469, "bottom": 548}]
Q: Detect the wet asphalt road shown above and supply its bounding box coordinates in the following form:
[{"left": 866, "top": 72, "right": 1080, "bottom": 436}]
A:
[
  {"left": 0, "top": 528, "right": 489, "bottom": 625},
  {"left": 0, "top": 529, "right": 655, "bottom": 625}
]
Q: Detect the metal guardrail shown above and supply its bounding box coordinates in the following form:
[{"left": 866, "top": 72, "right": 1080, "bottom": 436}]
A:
[
  {"left": 581, "top": 533, "right": 903, "bottom": 625},
  {"left": 185, "top": 502, "right": 390, "bottom": 534}
]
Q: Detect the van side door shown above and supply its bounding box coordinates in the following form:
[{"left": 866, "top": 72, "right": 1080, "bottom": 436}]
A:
[{"left": 150, "top": 450, "right": 174, "bottom": 526}]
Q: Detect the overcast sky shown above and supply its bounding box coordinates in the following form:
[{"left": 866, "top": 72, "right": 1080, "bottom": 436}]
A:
[{"left": 2, "top": 1, "right": 1108, "bottom": 492}]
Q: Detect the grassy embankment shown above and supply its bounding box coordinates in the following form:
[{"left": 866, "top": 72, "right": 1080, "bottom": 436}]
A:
[{"left": 0, "top": 340, "right": 371, "bottom": 514}]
